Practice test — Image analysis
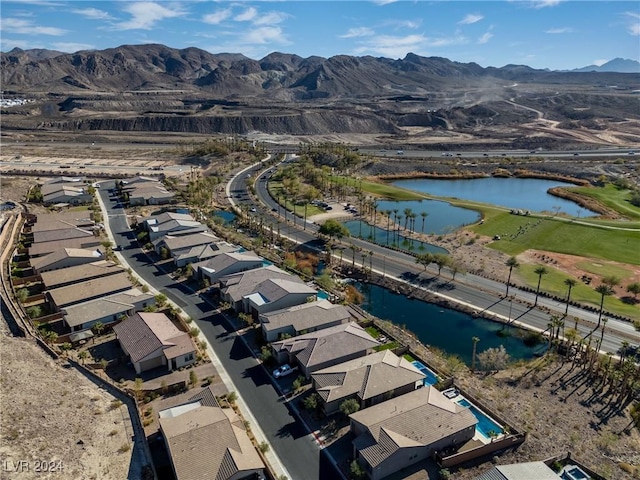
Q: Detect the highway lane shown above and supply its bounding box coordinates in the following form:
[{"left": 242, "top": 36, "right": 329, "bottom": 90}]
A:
[
  {"left": 97, "top": 181, "right": 334, "bottom": 480},
  {"left": 240, "top": 160, "right": 638, "bottom": 355}
]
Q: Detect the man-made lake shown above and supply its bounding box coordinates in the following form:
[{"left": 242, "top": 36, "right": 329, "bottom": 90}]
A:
[
  {"left": 342, "top": 220, "right": 448, "bottom": 254},
  {"left": 373, "top": 199, "right": 480, "bottom": 235},
  {"left": 392, "top": 177, "right": 594, "bottom": 217},
  {"left": 356, "top": 283, "right": 542, "bottom": 364}
]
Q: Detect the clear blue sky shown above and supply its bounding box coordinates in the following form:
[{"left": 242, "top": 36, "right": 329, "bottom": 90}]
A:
[{"left": 1, "top": 1, "right": 639, "bottom": 70}]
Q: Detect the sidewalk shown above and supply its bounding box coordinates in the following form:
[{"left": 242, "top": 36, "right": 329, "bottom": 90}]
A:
[{"left": 96, "top": 183, "right": 292, "bottom": 480}]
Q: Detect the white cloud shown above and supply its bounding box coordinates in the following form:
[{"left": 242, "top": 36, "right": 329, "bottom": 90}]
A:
[
  {"left": 353, "top": 34, "right": 425, "bottom": 58},
  {"left": 372, "top": 0, "right": 399, "bottom": 5},
  {"left": 253, "top": 11, "right": 289, "bottom": 26},
  {"left": 6, "top": 0, "right": 65, "bottom": 6},
  {"left": 235, "top": 7, "right": 258, "bottom": 22},
  {"left": 478, "top": 32, "right": 493, "bottom": 44},
  {"left": 243, "top": 26, "right": 289, "bottom": 45},
  {"left": 625, "top": 11, "right": 640, "bottom": 36},
  {"left": 72, "top": 8, "right": 112, "bottom": 20},
  {"left": 52, "top": 42, "right": 95, "bottom": 52},
  {"left": 0, "top": 17, "right": 67, "bottom": 35},
  {"left": 203, "top": 7, "right": 232, "bottom": 25},
  {"left": 340, "top": 27, "right": 375, "bottom": 39},
  {"left": 544, "top": 27, "right": 573, "bottom": 34},
  {"left": 458, "top": 14, "right": 483, "bottom": 25},
  {"left": 531, "top": 0, "right": 562, "bottom": 9},
  {"left": 115, "top": 2, "right": 184, "bottom": 30}
]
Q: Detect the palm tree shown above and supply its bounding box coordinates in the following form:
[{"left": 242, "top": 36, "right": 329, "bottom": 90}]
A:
[
  {"left": 384, "top": 210, "right": 392, "bottom": 245},
  {"left": 403, "top": 208, "right": 412, "bottom": 231},
  {"left": 505, "top": 257, "right": 519, "bottom": 296},
  {"left": 533, "top": 265, "right": 548, "bottom": 306},
  {"left": 598, "top": 317, "right": 608, "bottom": 352},
  {"left": 420, "top": 212, "right": 428, "bottom": 233},
  {"left": 563, "top": 278, "right": 578, "bottom": 317},
  {"left": 594, "top": 284, "right": 614, "bottom": 329},
  {"left": 471, "top": 337, "right": 480, "bottom": 372}
]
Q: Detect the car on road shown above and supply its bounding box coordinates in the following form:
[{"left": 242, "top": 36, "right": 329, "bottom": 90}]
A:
[
  {"left": 273, "top": 364, "right": 295, "bottom": 378},
  {"left": 250, "top": 207, "right": 257, "bottom": 212}
]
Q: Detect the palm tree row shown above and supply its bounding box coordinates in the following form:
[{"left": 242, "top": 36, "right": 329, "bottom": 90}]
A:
[{"left": 502, "top": 260, "right": 626, "bottom": 330}]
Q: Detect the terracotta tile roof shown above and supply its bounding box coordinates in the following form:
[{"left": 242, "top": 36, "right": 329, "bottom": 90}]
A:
[
  {"left": 350, "top": 387, "right": 477, "bottom": 468},
  {"left": 159, "top": 404, "right": 264, "bottom": 480},
  {"left": 113, "top": 312, "right": 194, "bottom": 364},
  {"left": 272, "top": 322, "right": 380, "bottom": 371},
  {"left": 28, "top": 237, "right": 101, "bottom": 257},
  {"left": 47, "top": 271, "right": 132, "bottom": 308},
  {"left": 220, "top": 265, "right": 297, "bottom": 303},
  {"left": 31, "top": 247, "right": 103, "bottom": 272},
  {"left": 261, "top": 299, "right": 352, "bottom": 335},
  {"left": 312, "top": 350, "right": 424, "bottom": 404},
  {"left": 40, "top": 260, "right": 124, "bottom": 289}
]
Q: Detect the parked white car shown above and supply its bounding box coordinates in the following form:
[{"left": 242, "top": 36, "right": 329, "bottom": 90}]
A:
[{"left": 273, "top": 364, "right": 296, "bottom": 378}]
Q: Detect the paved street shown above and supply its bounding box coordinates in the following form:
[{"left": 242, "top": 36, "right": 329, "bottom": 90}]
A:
[{"left": 97, "top": 182, "right": 342, "bottom": 480}]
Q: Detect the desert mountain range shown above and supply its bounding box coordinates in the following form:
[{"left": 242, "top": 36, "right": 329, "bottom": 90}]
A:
[{"left": 1, "top": 44, "right": 638, "bottom": 145}]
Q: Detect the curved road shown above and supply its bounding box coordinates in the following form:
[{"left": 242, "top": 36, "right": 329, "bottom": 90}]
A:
[{"left": 237, "top": 157, "right": 638, "bottom": 356}]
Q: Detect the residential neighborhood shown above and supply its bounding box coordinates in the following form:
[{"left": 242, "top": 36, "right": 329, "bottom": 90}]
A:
[{"left": 1, "top": 165, "right": 633, "bottom": 480}]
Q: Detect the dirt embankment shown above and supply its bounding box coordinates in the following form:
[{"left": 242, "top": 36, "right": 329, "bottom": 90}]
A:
[{"left": 548, "top": 187, "right": 621, "bottom": 218}]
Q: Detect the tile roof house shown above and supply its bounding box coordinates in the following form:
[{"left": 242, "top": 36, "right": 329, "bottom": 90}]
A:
[
  {"left": 219, "top": 265, "right": 298, "bottom": 312},
  {"left": 113, "top": 312, "right": 196, "bottom": 374},
  {"left": 260, "top": 299, "right": 352, "bottom": 342},
  {"left": 40, "top": 178, "right": 92, "bottom": 206},
  {"left": 194, "top": 251, "right": 263, "bottom": 286},
  {"left": 158, "top": 401, "right": 265, "bottom": 480},
  {"left": 62, "top": 288, "right": 156, "bottom": 332},
  {"left": 473, "top": 461, "right": 562, "bottom": 480},
  {"left": 28, "top": 237, "right": 102, "bottom": 258},
  {"left": 153, "top": 232, "right": 219, "bottom": 257},
  {"left": 31, "top": 247, "right": 104, "bottom": 274},
  {"left": 123, "top": 178, "right": 175, "bottom": 206},
  {"left": 32, "top": 226, "right": 96, "bottom": 245},
  {"left": 243, "top": 277, "right": 317, "bottom": 319},
  {"left": 47, "top": 271, "right": 132, "bottom": 309},
  {"left": 143, "top": 212, "right": 207, "bottom": 241},
  {"left": 29, "top": 211, "right": 94, "bottom": 233},
  {"left": 311, "top": 350, "right": 425, "bottom": 415},
  {"left": 271, "top": 322, "right": 380, "bottom": 378},
  {"left": 39, "top": 260, "right": 124, "bottom": 289},
  {"left": 349, "top": 387, "right": 477, "bottom": 480}
]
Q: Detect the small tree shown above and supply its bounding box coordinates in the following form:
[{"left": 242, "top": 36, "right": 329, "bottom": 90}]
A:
[
  {"left": 292, "top": 375, "right": 305, "bottom": 393},
  {"left": 340, "top": 398, "right": 360, "bottom": 417},
  {"left": 350, "top": 460, "right": 366, "bottom": 480},
  {"left": 302, "top": 393, "right": 320, "bottom": 411},
  {"left": 227, "top": 391, "right": 238, "bottom": 404},
  {"left": 155, "top": 293, "right": 168, "bottom": 307},
  {"left": 16, "top": 288, "right": 29, "bottom": 303},
  {"left": 189, "top": 370, "right": 198, "bottom": 388},
  {"left": 477, "top": 345, "right": 510, "bottom": 373},
  {"left": 260, "top": 346, "right": 273, "bottom": 363},
  {"left": 133, "top": 377, "right": 144, "bottom": 402},
  {"left": 92, "top": 321, "right": 105, "bottom": 336},
  {"left": 258, "top": 441, "right": 270, "bottom": 453},
  {"left": 78, "top": 350, "right": 89, "bottom": 364},
  {"left": 26, "top": 305, "right": 42, "bottom": 319}
]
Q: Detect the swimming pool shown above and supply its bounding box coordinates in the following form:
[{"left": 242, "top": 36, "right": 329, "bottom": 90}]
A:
[
  {"left": 456, "top": 398, "right": 504, "bottom": 439},
  {"left": 412, "top": 361, "right": 439, "bottom": 386}
]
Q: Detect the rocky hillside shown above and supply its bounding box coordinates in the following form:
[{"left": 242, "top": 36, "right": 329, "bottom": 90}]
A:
[{"left": 3, "top": 44, "right": 638, "bottom": 98}]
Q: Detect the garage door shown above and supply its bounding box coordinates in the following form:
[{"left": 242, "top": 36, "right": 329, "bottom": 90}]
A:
[{"left": 138, "top": 355, "right": 165, "bottom": 372}]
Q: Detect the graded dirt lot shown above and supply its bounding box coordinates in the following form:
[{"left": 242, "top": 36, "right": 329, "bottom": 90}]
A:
[{"left": 0, "top": 327, "right": 136, "bottom": 480}]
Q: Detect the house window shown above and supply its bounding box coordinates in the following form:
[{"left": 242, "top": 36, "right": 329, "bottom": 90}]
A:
[{"left": 184, "top": 353, "right": 194, "bottom": 362}]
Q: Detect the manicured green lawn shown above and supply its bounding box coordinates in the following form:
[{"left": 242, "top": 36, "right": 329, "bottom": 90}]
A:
[
  {"left": 568, "top": 184, "right": 640, "bottom": 221},
  {"left": 332, "top": 176, "right": 424, "bottom": 201},
  {"left": 471, "top": 213, "right": 640, "bottom": 265},
  {"left": 515, "top": 264, "right": 639, "bottom": 320},
  {"left": 575, "top": 261, "right": 634, "bottom": 281}
]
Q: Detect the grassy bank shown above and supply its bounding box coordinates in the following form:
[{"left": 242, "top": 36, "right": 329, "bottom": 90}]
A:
[
  {"left": 567, "top": 183, "right": 640, "bottom": 221},
  {"left": 515, "top": 263, "right": 639, "bottom": 320}
]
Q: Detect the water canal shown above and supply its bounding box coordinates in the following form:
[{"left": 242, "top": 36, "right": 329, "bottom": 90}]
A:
[{"left": 356, "top": 282, "right": 543, "bottom": 364}]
